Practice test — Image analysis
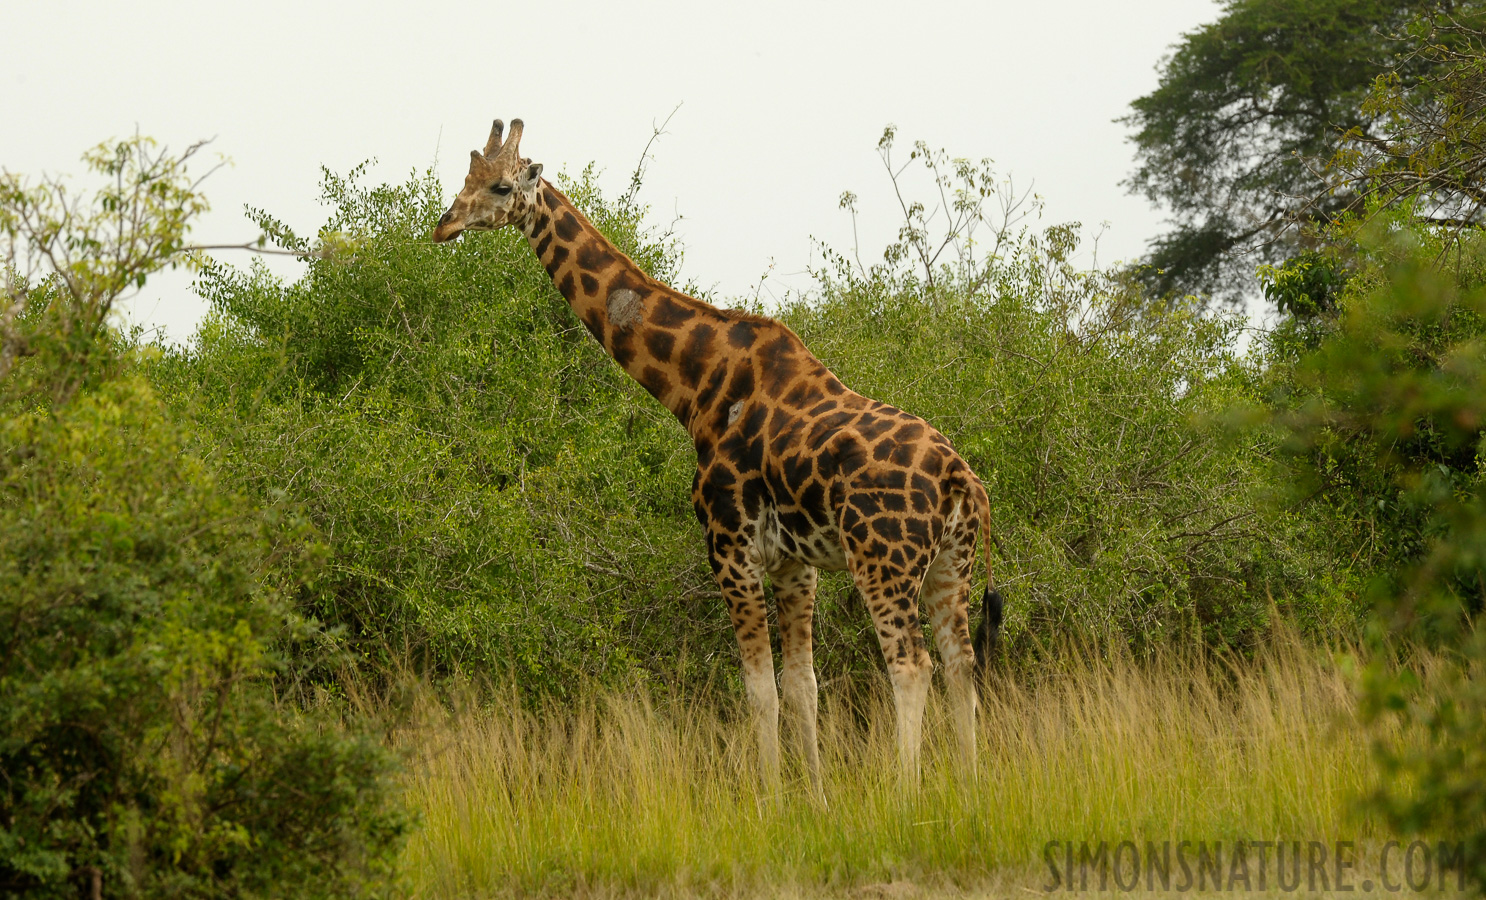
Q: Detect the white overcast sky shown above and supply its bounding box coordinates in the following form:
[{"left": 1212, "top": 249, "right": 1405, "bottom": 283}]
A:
[{"left": 2, "top": 0, "right": 1221, "bottom": 344}]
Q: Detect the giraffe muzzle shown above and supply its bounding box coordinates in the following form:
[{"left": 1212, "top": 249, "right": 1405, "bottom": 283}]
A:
[{"left": 431, "top": 211, "right": 464, "bottom": 243}]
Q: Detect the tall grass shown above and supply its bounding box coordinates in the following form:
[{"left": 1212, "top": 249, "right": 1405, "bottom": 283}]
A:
[{"left": 399, "top": 634, "right": 1383, "bottom": 897}]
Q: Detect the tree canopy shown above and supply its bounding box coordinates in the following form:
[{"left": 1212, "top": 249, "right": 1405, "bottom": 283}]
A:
[
  {"left": 1333, "top": 12, "right": 1486, "bottom": 235},
  {"left": 1122, "top": 0, "right": 1466, "bottom": 304}
]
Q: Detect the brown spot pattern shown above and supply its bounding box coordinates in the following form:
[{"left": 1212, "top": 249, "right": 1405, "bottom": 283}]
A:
[{"left": 504, "top": 175, "right": 996, "bottom": 782}]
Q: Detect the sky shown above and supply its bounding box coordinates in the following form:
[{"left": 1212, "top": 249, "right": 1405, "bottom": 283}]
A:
[{"left": 1, "top": 0, "right": 1221, "bottom": 345}]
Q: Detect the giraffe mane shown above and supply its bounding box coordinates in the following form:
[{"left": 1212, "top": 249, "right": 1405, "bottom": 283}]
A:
[{"left": 712, "top": 306, "right": 778, "bottom": 326}]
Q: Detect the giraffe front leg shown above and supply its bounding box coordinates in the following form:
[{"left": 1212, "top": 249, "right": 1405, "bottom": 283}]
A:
[
  {"left": 707, "top": 533, "right": 780, "bottom": 792},
  {"left": 770, "top": 558, "right": 822, "bottom": 796}
]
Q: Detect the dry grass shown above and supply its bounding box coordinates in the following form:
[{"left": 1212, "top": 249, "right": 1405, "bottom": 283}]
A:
[{"left": 396, "top": 634, "right": 1396, "bottom": 898}]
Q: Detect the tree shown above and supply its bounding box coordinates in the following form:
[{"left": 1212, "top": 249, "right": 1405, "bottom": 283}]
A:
[
  {"left": 1261, "top": 221, "right": 1486, "bottom": 893},
  {"left": 1250, "top": 19, "right": 1486, "bottom": 872},
  {"left": 1328, "top": 13, "right": 1486, "bottom": 241},
  {"left": 1122, "top": 0, "right": 1459, "bottom": 305},
  {"left": 1, "top": 136, "right": 210, "bottom": 398}
]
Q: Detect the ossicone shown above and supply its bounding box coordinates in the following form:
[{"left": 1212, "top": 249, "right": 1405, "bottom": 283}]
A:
[{"left": 484, "top": 119, "right": 505, "bottom": 157}]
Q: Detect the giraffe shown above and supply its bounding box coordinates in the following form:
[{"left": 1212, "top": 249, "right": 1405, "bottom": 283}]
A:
[{"left": 432, "top": 118, "right": 1004, "bottom": 787}]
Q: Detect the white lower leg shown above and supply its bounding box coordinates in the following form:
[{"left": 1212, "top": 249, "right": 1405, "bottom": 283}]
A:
[
  {"left": 922, "top": 554, "right": 980, "bottom": 780},
  {"left": 944, "top": 659, "right": 978, "bottom": 776},
  {"left": 783, "top": 664, "right": 821, "bottom": 791},
  {"left": 744, "top": 662, "right": 780, "bottom": 791},
  {"left": 891, "top": 663, "right": 932, "bottom": 785}
]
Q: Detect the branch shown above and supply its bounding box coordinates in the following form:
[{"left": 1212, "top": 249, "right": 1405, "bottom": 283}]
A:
[
  {"left": 622, "top": 103, "right": 682, "bottom": 207},
  {"left": 183, "top": 241, "right": 325, "bottom": 259}
]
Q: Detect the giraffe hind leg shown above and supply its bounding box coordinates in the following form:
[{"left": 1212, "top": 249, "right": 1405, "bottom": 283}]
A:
[
  {"left": 845, "top": 540, "right": 934, "bottom": 785},
  {"left": 921, "top": 528, "right": 981, "bottom": 776},
  {"left": 771, "top": 558, "right": 822, "bottom": 796}
]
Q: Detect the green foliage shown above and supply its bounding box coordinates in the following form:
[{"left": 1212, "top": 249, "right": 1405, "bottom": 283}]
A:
[
  {"left": 787, "top": 281, "right": 1290, "bottom": 653},
  {"left": 1248, "top": 19, "right": 1486, "bottom": 874},
  {"left": 1332, "top": 13, "right": 1486, "bottom": 234},
  {"left": 156, "top": 164, "right": 721, "bottom": 691},
  {"left": 799, "top": 142, "right": 1349, "bottom": 654},
  {"left": 1122, "top": 0, "right": 1459, "bottom": 303},
  {"left": 1, "top": 136, "right": 211, "bottom": 400},
  {"left": 1259, "top": 216, "right": 1486, "bottom": 891},
  {"left": 1363, "top": 640, "right": 1486, "bottom": 893},
  {"left": 156, "top": 142, "right": 1368, "bottom": 702},
  {"left": 1, "top": 139, "right": 408, "bottom": 899},
  {"left": 1256, "top": 220, "right": 1486, "bottom": 617},
  {"left": 0, "top": 370, "right": 409, "bottom": 899},
  {"left": 1258, "top": 252, "right": 1350, "bottom": 319}
]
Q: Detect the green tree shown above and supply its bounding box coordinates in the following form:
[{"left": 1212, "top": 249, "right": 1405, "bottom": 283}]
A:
[
  {"left": 1, "top": 137, "right": 209, "bottom": 399},
  {"left": 0, "top": 374, "right": 408, "bottom": 900},
  {"left": 157, "top": 137, "right": 1360, "bottom": 703},
  {"left": 1122, "top": 0, "right": 1462, "bottom": 304},
  {"left": 1250, "top": 26, "right": 1486, "bottom": 870},
  {"left": 155, "top": 163, "right": 721, "bottom": 691},
  {"left": 800, "top": 130, "right": 1355, "bottom": 653},
  {"left": 1263, "top": 222, "right": 1486, "bottom": 892}
]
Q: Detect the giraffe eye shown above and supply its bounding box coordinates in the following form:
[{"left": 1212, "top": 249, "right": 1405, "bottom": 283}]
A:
[{"left": 490, "top": 183, "right": 513, "bottom": 196}]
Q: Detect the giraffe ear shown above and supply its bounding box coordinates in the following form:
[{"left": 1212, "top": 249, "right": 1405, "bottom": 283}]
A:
[{"left": 520, "top": 162, "right": 543, "bottom": 187}]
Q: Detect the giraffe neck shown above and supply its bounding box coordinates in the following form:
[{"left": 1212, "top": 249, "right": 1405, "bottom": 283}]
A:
[{"left": 521, "top": 180, "right": 754, "bottom": 435}]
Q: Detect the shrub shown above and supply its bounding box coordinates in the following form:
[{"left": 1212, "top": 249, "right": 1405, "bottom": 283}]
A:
[
  {"left": 154, "top": 164, "right": 720, "bottom": 693},
  {"left": 0, "top": 138, "right": 408, "bottom": 899},
  {"left": 1261, "top": 220, "right": 1486, "bottom": 892},
  {"left": 159, "top": 138, "right": 1361, "bottom": 698},
  {"left": 786, "top": 138, "right": 1342, "bottom": 655},
  {"left": 0, "top": 369, "right": 409, "bottom": 899}
]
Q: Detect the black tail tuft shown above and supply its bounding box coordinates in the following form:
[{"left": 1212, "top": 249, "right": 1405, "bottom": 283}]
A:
[{"left": 972, "top": 587, "right": 1003, "bottom": 677}]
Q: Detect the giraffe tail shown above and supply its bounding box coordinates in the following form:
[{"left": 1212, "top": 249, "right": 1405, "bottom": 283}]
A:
[{"left": 968, "top": 476, "right": 1003, "bottom": 678}]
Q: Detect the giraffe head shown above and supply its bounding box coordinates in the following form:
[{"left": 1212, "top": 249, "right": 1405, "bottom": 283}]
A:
[{"left": 431, "top": 118, "right": 544, "bottom": 242}]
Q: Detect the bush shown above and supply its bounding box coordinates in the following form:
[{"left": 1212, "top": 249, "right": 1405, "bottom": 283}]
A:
[
  {"left": 1261, "top": 220, "right": 1486, "bottom": 891},
  {"left": 0, "top": 369, "right": 409, "bottom": 899},
  {"left": 1, "top": 139, "right": 408, "bottom": 899},
  {"left": 787, "top": 219, "right": 1339, "bottom": 657},
  {"left": 158, "top": 138, "right": 1362, "bottom": 700},
  {"left": 155, "top": 165, "right": 720, "bottom": 693},
  {"left": 1255, "top": 224, "right": 1486, "bottom": 625}
]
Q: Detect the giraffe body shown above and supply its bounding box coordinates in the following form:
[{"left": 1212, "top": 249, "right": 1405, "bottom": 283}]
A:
[{"left": 433, "top": 119, "right": 1002, "bottom": 786}]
